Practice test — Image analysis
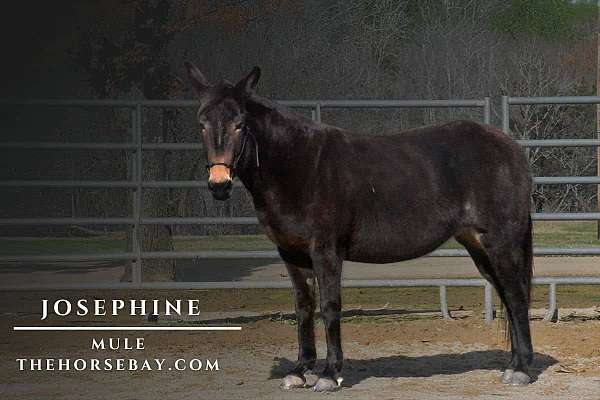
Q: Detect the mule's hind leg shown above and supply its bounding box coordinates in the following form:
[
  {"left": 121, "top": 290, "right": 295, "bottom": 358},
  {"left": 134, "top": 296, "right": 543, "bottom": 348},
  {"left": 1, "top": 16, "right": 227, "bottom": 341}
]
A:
[
  {"left": 456, "top": 228, "right": 533, "bottom": 385},
  {"left": 495, "top": 217, "right": 534, "bottom": 384},
  {"left": 279, "top": 248, "right": 317, "bottom": 390},
  {"left": 489, "top": 250, "right": 533, "bottom": 385}
]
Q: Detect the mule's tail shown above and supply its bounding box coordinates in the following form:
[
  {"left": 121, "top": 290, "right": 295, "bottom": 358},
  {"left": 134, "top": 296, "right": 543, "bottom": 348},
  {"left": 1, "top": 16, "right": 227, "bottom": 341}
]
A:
[{"left": 501, "top": 214, "right": 534, "bottom": 346}]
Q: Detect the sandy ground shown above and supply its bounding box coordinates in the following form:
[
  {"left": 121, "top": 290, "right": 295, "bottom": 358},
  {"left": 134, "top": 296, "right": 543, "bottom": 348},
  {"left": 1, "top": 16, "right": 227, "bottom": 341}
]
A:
[
  {"left": 1, "top": 256, "right": 599, "bottom": 286},
  {"left": 1, "top": 314, "right": 599, "bottom": 400},
  {"left": 1, "top": 256, "right": 598, "bottom": 399}
]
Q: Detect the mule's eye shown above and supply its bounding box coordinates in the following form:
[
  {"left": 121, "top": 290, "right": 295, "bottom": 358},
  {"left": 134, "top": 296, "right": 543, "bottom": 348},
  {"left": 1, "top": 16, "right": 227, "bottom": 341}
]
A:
[
  {"left": 198, "top": 123, "right": 206, "bottom": 133},
  {"left": 234, "top": 122, "right": 244, "bottom": 133}
]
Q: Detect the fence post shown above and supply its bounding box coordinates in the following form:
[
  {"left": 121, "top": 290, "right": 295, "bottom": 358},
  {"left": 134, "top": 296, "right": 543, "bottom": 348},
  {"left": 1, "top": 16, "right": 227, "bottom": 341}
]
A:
[
  {"left": 544, "top": 283, "right": 558, "bottom": 322},
  {"left": 128, "top": 108, "right": 139, "bottom": 283},
  {"left": 484, "top": 282, "right": 494, "bottom": 324},
  {"left": 501, "top": 96, "right": 509, "bottom": 134},
  {"left": 439, "top": 285, "right": 453, "bottom": 320},
  {"left": 483, "top": 97, "right": 491, "bottom": 125},
  {"left": 315, "top": 103, "right": 321, "bottom": 122},
  {"left": 597, "top": 22, "right": 600, "bottom": 240},
  {"left": 132, "top": 104, "right": 143, "bottom": 286}
]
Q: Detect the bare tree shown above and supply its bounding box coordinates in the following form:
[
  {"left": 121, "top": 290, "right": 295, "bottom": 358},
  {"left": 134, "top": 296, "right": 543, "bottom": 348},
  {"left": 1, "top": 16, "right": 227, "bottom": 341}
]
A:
[{"left": 500, "top": 40, "right": 596, "bottom": 212}]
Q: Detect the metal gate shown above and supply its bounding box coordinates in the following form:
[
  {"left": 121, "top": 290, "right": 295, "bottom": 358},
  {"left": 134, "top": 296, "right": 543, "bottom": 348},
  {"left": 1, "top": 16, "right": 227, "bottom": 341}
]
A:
[{"left": 1, "top": 96, "right": 599, "bottom": 323}]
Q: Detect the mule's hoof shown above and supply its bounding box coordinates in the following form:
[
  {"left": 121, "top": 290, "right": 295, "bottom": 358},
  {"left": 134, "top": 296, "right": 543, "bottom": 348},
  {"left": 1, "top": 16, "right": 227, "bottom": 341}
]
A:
[
  {"left": 304, "top": 371, "right": 319, "bottom": 387},
  {"left": 502, "top": 369, "right": 530, "bottom": 386},
  {"left": 313, "top": 377, "right": 341, "bottom": 392},
  {"left": 501, "top": 369, "right": 514, "bottom": 384},
  {"left": 509, "top": 371, "right": 531, "bottom": 385},
  {"left": 281, "top": 374, "right": 305, "bottom": 390}
]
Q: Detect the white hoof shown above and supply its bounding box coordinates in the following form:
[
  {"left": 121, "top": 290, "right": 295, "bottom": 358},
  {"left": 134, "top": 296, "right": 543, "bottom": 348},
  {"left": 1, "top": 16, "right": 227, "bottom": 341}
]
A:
[
  {"left": 509, "top": 371, "right": 531, "bottom": 386},
  {"left": 502, "top": 369, "right": 531, "bottom": 385},
  {"left": 313, "top": 377, "right": 341, "bottom": 392},
  {"left": 304, "top": 371, "right": 319, "bottom": 387},
  {"left": 501, "top": 369, "right": 514, "bottom": 384},
  {"left": 281, "top": 374, "right": 305, "bottom": 390}
]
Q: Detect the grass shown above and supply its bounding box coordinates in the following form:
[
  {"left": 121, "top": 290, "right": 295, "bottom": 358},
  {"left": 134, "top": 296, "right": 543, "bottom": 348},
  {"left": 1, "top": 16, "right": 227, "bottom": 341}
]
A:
[
  {"left": 174, "top": 234, "right": 276, "bottom": 252},
  {"left": 1, "top": 221, "right": 598, "bottom": 256},
  {"left": 532, "top": 221, "right": 600, "bottom": 247}
]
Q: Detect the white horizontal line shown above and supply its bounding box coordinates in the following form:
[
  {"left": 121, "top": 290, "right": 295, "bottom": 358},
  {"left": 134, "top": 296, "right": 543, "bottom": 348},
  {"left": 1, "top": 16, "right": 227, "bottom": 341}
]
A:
[{"left": 13, "top": 326, "right": 241, "bottom": 331}]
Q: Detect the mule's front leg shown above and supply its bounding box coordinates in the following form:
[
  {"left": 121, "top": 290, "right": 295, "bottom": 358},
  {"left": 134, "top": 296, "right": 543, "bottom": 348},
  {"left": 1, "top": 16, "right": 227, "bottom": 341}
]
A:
[
  {"left": 312, "top": 246, "right": 343, "bottom": 392},
  {"left": 279, "top": 249, "right": 317, "bottom": 390}
]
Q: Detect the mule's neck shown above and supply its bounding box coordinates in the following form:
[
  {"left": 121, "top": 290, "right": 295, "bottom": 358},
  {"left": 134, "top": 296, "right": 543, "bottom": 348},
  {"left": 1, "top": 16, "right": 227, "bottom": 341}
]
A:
[{"left": 235, "top": 97, "right": 319, "bottom": 200}]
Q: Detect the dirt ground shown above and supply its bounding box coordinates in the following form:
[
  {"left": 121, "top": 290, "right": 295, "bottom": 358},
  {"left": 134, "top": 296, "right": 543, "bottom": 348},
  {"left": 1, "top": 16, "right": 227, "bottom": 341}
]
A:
[
  {"left": 2, "top": 256, "right": 600, "bottom": 287},
  {"left": 2, "top": 308, "right": 600, "bottom": 399}
]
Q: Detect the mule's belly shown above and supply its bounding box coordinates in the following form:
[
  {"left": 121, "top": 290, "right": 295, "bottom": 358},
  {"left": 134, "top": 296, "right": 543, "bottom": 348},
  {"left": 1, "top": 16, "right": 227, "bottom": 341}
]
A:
[
  {"left": 345, "top": 212, "right": 456, "bottom": 263},
  {"left": 345, "top": 235, "right": 451, "bottom": 263}
]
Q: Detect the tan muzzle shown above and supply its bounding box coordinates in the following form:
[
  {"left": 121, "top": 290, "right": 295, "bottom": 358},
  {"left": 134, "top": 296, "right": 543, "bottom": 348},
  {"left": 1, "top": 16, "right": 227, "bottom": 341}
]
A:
[
  {"left": 207, "top": 164, "right": 233, "bottom": 200},
  {"left": 208, "top": 164, "right": 232, "bottom": 184}
]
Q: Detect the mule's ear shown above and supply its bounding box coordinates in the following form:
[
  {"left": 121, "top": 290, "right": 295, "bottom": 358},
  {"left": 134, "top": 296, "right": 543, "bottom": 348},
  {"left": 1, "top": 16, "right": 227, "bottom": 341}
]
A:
[
  {"left": 184, "top": 61, "right": 210, "bottom": 95},
  {"left": 235, "top": 66, "right": 261, "bottom": 94}
]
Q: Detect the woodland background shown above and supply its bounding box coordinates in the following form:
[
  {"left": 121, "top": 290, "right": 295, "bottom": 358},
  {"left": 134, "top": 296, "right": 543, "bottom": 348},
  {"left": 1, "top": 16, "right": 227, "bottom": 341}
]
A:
[{"left": 0, "top": 0, "right": 597, "bottom": 278}]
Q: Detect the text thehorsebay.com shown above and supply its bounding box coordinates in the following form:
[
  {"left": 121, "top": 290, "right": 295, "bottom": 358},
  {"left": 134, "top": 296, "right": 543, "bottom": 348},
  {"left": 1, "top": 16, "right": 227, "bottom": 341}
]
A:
[{"left": 15, "top": 298, "right": 223, "bottom": 372}]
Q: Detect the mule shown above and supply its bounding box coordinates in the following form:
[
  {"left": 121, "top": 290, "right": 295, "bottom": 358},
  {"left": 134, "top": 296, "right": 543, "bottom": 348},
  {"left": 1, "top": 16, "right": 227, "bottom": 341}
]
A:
[{"left": 184, "top": 61, "right": 534, "bottom": 391}]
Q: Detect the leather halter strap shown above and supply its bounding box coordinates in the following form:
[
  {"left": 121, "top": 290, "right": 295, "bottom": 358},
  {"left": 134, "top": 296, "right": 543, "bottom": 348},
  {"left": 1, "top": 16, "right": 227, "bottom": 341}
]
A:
[{"left": 205, "top": 126, "right": 260, "bottom": 178}]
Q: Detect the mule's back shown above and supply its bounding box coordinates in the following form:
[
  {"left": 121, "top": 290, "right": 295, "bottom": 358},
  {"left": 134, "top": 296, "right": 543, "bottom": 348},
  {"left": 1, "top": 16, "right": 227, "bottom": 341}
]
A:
[{"left": 338, "top": 120, "right": 531, "bottom": 263}]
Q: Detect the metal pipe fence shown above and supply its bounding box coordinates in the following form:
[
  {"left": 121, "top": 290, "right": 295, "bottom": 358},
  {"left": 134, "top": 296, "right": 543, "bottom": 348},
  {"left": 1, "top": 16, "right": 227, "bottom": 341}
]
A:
[
  {"left": 499, "top": 95, "right": 600, "bottom": 322},
  {"left": 0, "top": 97, "right": 598, "bottom": 324}
]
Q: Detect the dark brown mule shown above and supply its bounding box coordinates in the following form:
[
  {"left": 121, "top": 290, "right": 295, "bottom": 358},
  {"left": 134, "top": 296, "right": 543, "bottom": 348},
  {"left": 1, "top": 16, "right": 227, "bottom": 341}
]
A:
[{"left": 185, "top": 62, "right": 534, "bottom": 391}]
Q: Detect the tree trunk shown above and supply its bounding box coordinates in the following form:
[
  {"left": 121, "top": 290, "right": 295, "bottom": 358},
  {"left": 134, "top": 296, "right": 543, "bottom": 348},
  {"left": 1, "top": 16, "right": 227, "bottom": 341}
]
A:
[{"left": 139, "top": 107, "right": 177, "bottom": 282}]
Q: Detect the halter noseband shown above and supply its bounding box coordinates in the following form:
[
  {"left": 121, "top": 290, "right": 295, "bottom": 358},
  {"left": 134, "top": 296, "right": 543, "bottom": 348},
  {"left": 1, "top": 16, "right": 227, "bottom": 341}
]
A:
[{"left": 205, "top": 126, "right": 260, "bottom": 178}]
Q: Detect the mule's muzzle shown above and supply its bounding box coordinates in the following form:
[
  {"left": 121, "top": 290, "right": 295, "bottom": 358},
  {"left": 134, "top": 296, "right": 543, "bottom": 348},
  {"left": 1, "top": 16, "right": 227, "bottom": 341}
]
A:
[
  {"left": 207, "top": 164, "right": 233, "bottom": 200},
  {"left": 208, "top": 179, "right": 233, "bottom": 200}
]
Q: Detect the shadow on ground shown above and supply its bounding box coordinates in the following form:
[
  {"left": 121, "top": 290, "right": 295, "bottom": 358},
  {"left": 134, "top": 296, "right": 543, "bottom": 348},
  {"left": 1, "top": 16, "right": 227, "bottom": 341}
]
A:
[
  {"left": 270, "top": 350, "right": 558, "bottom": 387},
  {"left": 0, "top": 261, "right": 123, "bottom": 274}
]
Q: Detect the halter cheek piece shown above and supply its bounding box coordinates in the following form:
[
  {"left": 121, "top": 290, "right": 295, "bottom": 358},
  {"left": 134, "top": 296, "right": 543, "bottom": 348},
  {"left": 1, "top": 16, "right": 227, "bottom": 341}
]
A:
[{"left": 205, "top": 125, "right": 260, "bottom": 179}]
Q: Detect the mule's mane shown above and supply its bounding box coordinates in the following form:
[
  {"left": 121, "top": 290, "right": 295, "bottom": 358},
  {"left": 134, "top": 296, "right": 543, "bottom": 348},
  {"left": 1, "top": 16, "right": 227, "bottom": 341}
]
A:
[
  {"left": 247, "top": 93, "right": 278, "bottom": 111},
  {"left": 247, "top": 93, "right": 330, "bottom": 137}
]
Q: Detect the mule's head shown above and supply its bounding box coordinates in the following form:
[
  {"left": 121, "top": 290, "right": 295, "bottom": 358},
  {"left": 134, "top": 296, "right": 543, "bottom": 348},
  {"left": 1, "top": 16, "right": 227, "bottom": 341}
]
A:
[{"left": 184, "top": 61, "right": 261, "bottom": 201}]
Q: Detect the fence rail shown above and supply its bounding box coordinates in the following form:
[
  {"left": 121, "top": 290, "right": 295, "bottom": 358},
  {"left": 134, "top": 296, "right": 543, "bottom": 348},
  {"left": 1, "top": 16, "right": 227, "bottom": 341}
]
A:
[
  {"left": 1, "top": 96, "right": 599, "bottom": 324},
  {"left": 2, "top": 246, "right": 600, "bottom": 265},
  {"left": 2, "top": 176, "right": 600, "bottom": 189}
]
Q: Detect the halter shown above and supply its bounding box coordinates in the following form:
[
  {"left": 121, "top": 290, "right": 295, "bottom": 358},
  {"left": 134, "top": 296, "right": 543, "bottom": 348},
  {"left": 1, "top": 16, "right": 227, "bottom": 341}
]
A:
[{"left": 205, "top": 125, "right": 260, "bottom": 178}]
